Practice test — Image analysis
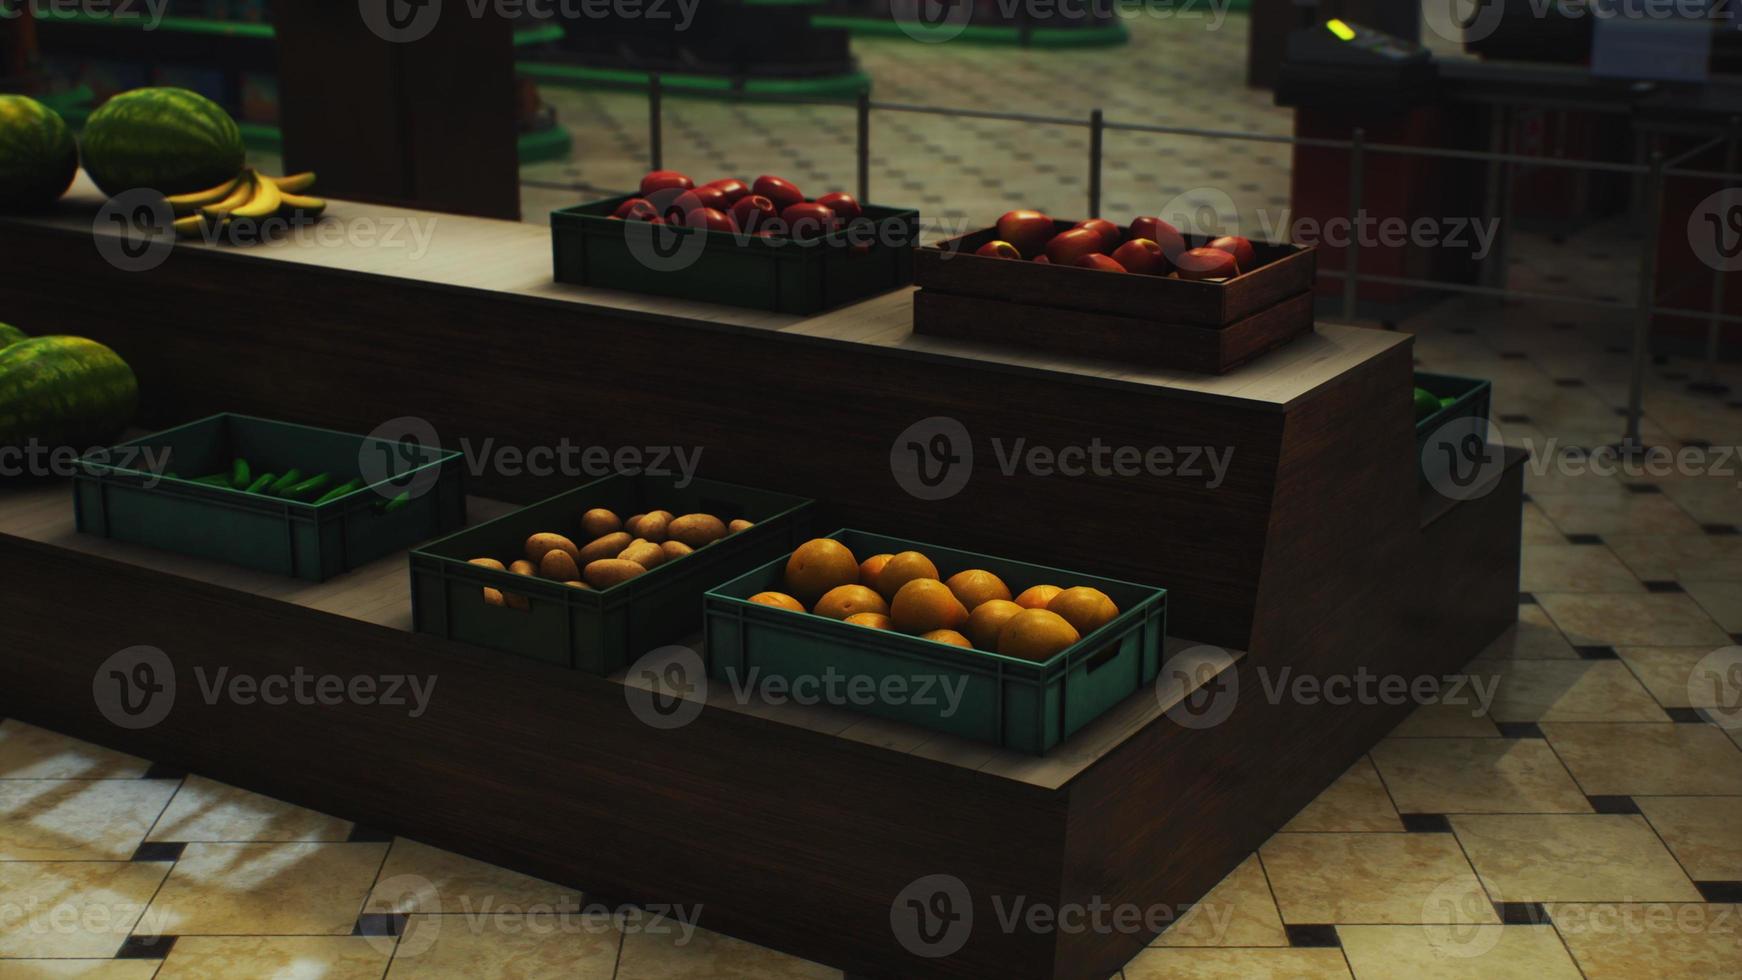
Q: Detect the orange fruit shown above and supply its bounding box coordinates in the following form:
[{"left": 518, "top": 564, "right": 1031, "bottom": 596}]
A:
[
  {"left": 1048, "top": 586, "right": 1119, "bottom": 635},
  {"left": 922, "top": 629, "right": 973, "bottom": 648},
  {"left": 1014, "top": 584, "right": 1063, "bottom": 609},
  {"left": 876, "top": 550, "right": 940, "bottom": 600},
  {"left": 889, "top": 578, "right": 969, "bottom": 634},
  {"left": 784, "top": 538, "right": 859, "bottom": 605},
  {"left": 844, "top": 612, "right": 892, "bottom": 630},
  {"left": 997, "top": 608, "right": 1080, "bottom": 661},
  {"left": 813, "top": 584, "right": 889, "bottom": 620},
  {"left": 749, "top": 591, "right": 805, "bottom": 613},
  {"left": 966, "top": 598, "right": 1024, "bottom": 650},
  {"left": 859, "top": 553, "right": 893, "bottom": 587},
  {"left": 945, "top": 568, "right": 1012, "bottom": 610}
]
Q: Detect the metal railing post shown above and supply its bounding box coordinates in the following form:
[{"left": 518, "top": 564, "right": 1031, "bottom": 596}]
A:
[
  {"left": 857, "top": 89, "right": 872, "bottom": 205},
  {"left": 1089, "top": 109, "right": 1104, "bottom": 219},
  {"left": 649, "top": 73, "right": 664, "bottom": 173},
  {"left": 1693, "top": 117, "right": 1738, "bottom": 396},
  {"left": 1623, "top": 150, "right": 1665, "bottom": 454},
  {"left": 1343, "top": 128, "right": 1365, "bottom": 324}
]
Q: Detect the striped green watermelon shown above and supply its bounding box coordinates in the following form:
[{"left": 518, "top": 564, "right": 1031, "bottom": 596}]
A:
[
  {"left": 0, "top": 323, "right": 27, "bottom": 350},
  {"left": 80, "top": 87, "right": 244, "bottom": 198},
  {"left": 0, "top": 337, "right": 138, "bottom": 448},
  {"left": 0, "top": 95, "right": 78, "bottom": 211}
]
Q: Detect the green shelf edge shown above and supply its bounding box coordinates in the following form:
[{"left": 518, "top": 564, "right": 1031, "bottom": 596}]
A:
[
  {"left": 811, "top": 15, "right": 1131, "bottom": 47},
  {"left": 518, "top": 62, "right": 874, "bottom": 100},
  {"left": 32, "top": 10, "right": 565, "bottom": 47}
]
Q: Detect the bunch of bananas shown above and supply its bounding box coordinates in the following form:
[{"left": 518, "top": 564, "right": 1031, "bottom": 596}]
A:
[{"left": 164, "top": 169, "right": 326, "bottom": 237}]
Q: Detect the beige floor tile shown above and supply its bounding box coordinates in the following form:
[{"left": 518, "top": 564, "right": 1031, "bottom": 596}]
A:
[
  {"left": 157, "top": 936, "right": 391, "bottom": 980},
  {"left": 1520, "top": 503, "right": 1566, "bottom": 545},
  {"left": 1547, "top": 902, "right": 1742, "bottom": 979},
  {"left": 1259, "top": 833, "right": 1495, "bottom": 926},
  {"left": 144, "top": 841, "right": 387, "bottom": 935},
  {"left": 1660, "top": 479, "right": 1742, "bottom": 526},
  {"left": 1535, "top": 593, "right": 1731, "bottom": 648},
  {"left": 1617, "top": 645, "right": 1741, "bottom": 710},
  {"left": 1521, "top": 545, "right": 1643, "bottom": 593},
  {"left": 616, "top": 925, "right": 839, "bottom": 980},
  {"left": 1155, "top": 854, "right": 1287, "bottom": 947},
  {"left": 1338, "top": 923, "right": 1583, "bottom": 979},
  {"left": 0, "top": 861, "right": 169, "bottom": 957},
  {"left": 1683, "top": 580, "right": 1742, "bottom": 632},
  {"left": 365, "top": 838, "right": 584, "bottom": 916},
  {"left": 1605, "top": 534, "right": 1742, "bottom": 582},
  {"left": 1125, "top": 946, "right": 1352, "bottom": 979},
  {"left": 1475, "top": 605, "right": 1579, "bottom": 660},
  {"left": 146, "top": 776, "right": 351, "bottom": 843},
  {"left": 0, "top": 721, "right": 149, "bottom": 780},
  {"left": 385, "top": 913, "right": 620, "bottom": 979},
  {"left": 0, "top": 962, "right": 160, "bottom": 979},
  {"left": 1369, "top": 738, "right": 1590, "bottom": 815},
  {"left": 1530, "top": 491, "right": 1703, "bottom": 537},
  {"left": 1471, "top": 659, "right": 1668, "bottom": 723},
  {"left": 1282, "top": 759, "right": 1404, "bottom": 832},
  {"left": 1390, "top": 701, "right": 1503, "bottom": 738},
  {"left": 0, "top": 779, "right": 177, "bottom": 860},
  {"left": 1635, "top": 796, "right": 1742, "bottom": 881},
  {"left": 1541, "top": 722, "right": 1742, "bottom": 796},
  {"left": 1451, "top": 814, "right": 1701, "bottom": 903}
]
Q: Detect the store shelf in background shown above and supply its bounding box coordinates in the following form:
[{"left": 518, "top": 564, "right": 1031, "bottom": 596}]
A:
[{"left": 518, "top": 62, "right": 873, "bottom": 100}]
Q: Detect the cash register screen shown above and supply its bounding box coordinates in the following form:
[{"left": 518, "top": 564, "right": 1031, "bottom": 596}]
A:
[{"left": 1589, "top": 0, "right": 1716, "bottom": 83}]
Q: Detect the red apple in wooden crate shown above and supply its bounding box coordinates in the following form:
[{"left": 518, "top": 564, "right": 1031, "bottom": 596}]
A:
[
  {"left": 754, "top": 175, "right": 805, "bottom": 211},
  {"left": 1111, "top": 238, "right": 1169, "bottom": 276},
  {"left": 1074, "top": 253, "right": 1127, "bottom": 273},
  {"left": 1175, "top": 247, "right": 1240, "bottom": 280},
  {"left": 640, "top": 170, "right": 694, "bottom": 196},
  {"left": 1130, "top": 216, "right": 1186, "bottom": 260},
  {"left": 996, "top": 209, "right": 1055, "bottom": 258},
  {"left": 1044, "top": 227, "right": 1105, "bottom": 267},
  {"left": 1073, "top": 218, "right": 1122, "bottom": 252},
  {"left": 1207, "top": 235, "right": 1257, "bottom": 270},
  {"left": 975, "top": 240, "right": 1022, "bottom": 259}
]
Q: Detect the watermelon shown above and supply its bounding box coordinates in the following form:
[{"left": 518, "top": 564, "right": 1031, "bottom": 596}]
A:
[
  {"left": 0, "top": 95, "right": 78, "bottom": 211},
  {"left": 0, "top": 323, "right": 27, "bottom": 350},
  {"left": 0, "top": 337, "right": 138, "bottom": 448},
  {"left": 79, "top": 87, "right": 244, "bottom": 198}
]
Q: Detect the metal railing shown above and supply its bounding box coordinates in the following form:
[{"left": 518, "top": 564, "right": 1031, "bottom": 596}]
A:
[{"left": 633, "top": 77, "right": 1741, "bottom": 451}]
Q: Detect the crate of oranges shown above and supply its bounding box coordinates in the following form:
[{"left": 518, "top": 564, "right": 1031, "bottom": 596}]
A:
[
  {"left": 411, "top": 474, "right": 814, "bottom": 674},
  {"left": 704, "top": 530, "right": 1167, "bottom": 754}
]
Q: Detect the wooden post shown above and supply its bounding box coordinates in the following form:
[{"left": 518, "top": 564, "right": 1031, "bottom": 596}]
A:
[{"left": 270, "top": 2, "right": 519, "bottom": 220}]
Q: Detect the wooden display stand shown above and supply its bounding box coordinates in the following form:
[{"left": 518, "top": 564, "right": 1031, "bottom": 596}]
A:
[{"left": 0, "top": 185, "right": 1524, "bottom": 979}]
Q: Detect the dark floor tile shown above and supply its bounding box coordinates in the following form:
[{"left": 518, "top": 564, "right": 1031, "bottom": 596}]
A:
[
  {"left": 1501, "top": 413, "right": 1533, "bottom": 424},
  {"left": 1644, "top": 581, "right": 1684, "bottom": 593},
  {"left": 347, "top": 824, "right": 395, "bottom": 844},
  {"left": 1285, "top": 924, "right": 1341, "bottom": 948},
  {"left": 1519, "top": 592, "right": 1539, "bottom": 605},
  {"left": 1695, "top": 881, "right": 1742, "bottom": 903},
  {"left": 1704, "top": 524, "right": 1740, "bottom": 536},
  {"left": 1566, "top": 533, "right": 1604, "bottom": 545},
  {"left": 1625, "top": 483, "right": 1663, "bottom": 494},
  {"left": 1683, "top": 438, "right": 1713, "bottom": 450},
  {"left": 1665, "top": 706, "right": 1710, "bottom": 724},
  {"left": 1555, "top": 378, "right": 1586, "bottom": 387},
  {"left": 130, "top": 841, "right": 185, "bottom": 863},
  {"left": 353, "top": 913, "right": 407, "bottom": 938},
  {"left": 1496, "top": 902, "right": 1550, "bottom": 925},
  {"left": 1498, "top": 722, "right": 1546, "bottom": 739},
  {"left": 1587, "top": 795, "right": 1640, "bottom": 814},
  {"left": 116, "top": 935, "right": 177, "bottom": 959},
  {"left": 1575, "top": 645, "right": 1619, "bottom": 660},
  {"left": 1501, "top": 351, "right": 1528, "bottom": 360},
  {"left": 1400, "top": 813, "right": 1453, "bottom": 833}
]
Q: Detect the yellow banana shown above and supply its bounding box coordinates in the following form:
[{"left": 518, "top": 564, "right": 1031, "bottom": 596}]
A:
[
  {"left": 278, "top": 193, "right": 327, "bottom": 219},
  {"left": 172, "top": 214, "right": 206, "bottom": 238},
  {"left": 230, "top": 174, "right": 282, "bottom": 220},
  {"left": 164, "top": 174, "right": 245, "bottom": 216},
  {"left": 267, "top": 172, "right": 317, "bottom": 194},
  {"left": 200, "top": 171, "right": 258, "bottom": 220}
]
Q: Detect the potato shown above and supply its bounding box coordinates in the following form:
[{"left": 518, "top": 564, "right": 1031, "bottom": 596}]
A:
[
  {"left": 625, "top": 511, "right": 670, "bottom": 542},
  {"left": 577, "top": 531, "right": 633, "bottom": 564},
  {"left": 661, "top": 540, "right": 694, "bottom": 561},
  {"left": 580, "top": 508, "right": 621, "bottom": 538},
  {"left": 525, "top": 532, "right": 579, "bottom": 566},
  {"left": 618, "top": 539, "right": 665, "bottom": 569},
  {"left": 728, "top": 519, "right": 754, "bottom": 534},
  {"left": 563, "top": 580, "right": 591, "bottom": 590},
  {"left": 509, "top": 559, "right": 537, "bottom": 577},
  {"left": 540, "top": 549, "right": 580, "bottom": 581},
  {"left": 668, "top": 513, "right": 727, "bottom": 547},
  {"left": 585, "top": 558, "right": 647, "bottom": 589},
  {"left": 482, "top": 587, "right": 505, "bottom": 606},
  {"left": 469, "top": 557, "right": 506, "bottom": 571},
  {"left": 505, "top": 593, "right": 530, "bottom": 610},
  {"left": 505, "top": 561, "right": 535, "bottom": 609}
]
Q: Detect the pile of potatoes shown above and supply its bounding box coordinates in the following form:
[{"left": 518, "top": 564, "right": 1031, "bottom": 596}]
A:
[{"left": 470, "top": 506, "right": 753, "bottom": 607}]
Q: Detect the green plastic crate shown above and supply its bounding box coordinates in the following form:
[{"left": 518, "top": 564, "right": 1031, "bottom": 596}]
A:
[
  {"left": 551, "top": 194, "right": 918, "bottom": 314},
  {"left": 705, "top": 530, "right": 1168, "bottom": 755},
  {"left": 73, "top": 414, "right": 465, "bottom": 582},
  {"left": 410, "top": 475, "right": 814, "bottom": 674},
  {"left": 1414, "top": 372, "right": 1494, "bottom": 483}
]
